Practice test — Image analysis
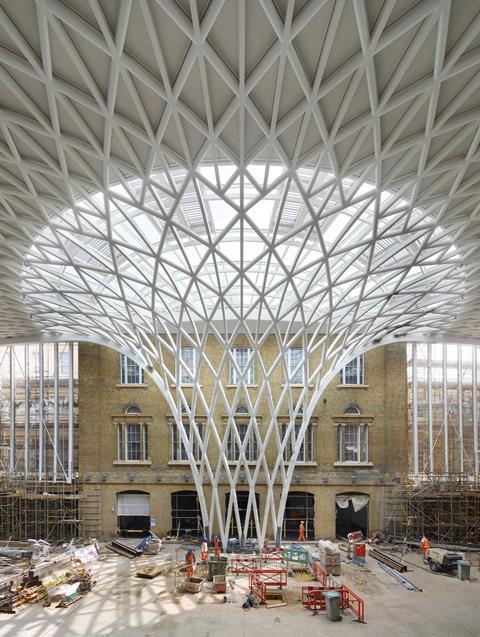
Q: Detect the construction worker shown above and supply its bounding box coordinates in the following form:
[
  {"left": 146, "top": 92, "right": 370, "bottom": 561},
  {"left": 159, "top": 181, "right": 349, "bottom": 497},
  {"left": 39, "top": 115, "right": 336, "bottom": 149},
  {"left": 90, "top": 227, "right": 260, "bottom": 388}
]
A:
[
  {"left": 201, "top": 536, "right": 208, "bottom": 564},
  {"left": 298, "top": 520, "right": 306, "bottom": 541},
  {"left": 421, "top": 534, "right": 430, "bottom": 562},
  {"left": 214, "top": 534, "right": 220, "bottom": 558},
  {"left": 186, "top": 547, "right": 196, "bottom": 577}
]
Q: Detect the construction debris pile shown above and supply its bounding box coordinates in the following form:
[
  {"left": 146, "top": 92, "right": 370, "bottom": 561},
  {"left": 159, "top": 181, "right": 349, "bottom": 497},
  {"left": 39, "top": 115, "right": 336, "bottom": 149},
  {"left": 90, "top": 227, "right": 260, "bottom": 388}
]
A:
[
  {"left": 0, "top": 540, "right": 98, "bottom": 614},
  {"left": 0, "top": 566, "right": 94, "bottom": 613}
]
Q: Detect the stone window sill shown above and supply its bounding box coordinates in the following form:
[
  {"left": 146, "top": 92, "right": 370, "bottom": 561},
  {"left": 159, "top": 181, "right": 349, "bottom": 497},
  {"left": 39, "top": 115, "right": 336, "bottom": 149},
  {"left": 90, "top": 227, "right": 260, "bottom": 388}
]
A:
[
  {"left": 113, "top": 460, "right": 152, "bottom": 466},
  {"left": 168, "top": 460, "right": 201, "bottom": 465},
  {"left": 336, "top": 384, "right": 369, "bottom": 389},
  {"left": 283, "top": 461, "right": 317, "bottom": 466},
  {"left": 334, "top": 461, "right": 373, "bottom": 467},
  {"left": 281, "top": 384, "right": 313, "bottom": 388},
  {"left": 116, "top": 383, "right": 148, "bottom": 389},
  {"left": 170, "top": 384, "right": 203, "bottom": 388},
  {"left": 226, "top": 384, "right": 258, "bottom": 388}
]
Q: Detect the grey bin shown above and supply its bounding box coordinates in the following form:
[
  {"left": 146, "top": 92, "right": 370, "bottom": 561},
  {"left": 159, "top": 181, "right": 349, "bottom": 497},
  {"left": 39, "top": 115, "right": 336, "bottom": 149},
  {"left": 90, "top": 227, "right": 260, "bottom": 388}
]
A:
[
  {"left": 207, "top": 557, "right": 228, "bottom": 581},
  {"left": 457, "top": 560, "right": 471, "bottom": 581},
  {"left": 324, "top": 590, "right": 342, "bottom": 622}
]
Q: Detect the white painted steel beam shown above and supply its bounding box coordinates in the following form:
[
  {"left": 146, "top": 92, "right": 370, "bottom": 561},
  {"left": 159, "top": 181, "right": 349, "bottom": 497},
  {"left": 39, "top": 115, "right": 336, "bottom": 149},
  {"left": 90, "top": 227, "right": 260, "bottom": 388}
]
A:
[{"left": 1, "top": 0, "right": 480, "bottom": 543}]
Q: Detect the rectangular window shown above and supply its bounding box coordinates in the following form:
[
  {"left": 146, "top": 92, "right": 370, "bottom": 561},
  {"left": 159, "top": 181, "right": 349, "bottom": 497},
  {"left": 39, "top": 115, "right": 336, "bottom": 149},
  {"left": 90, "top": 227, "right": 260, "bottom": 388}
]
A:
[
  {"left": 117, "top": 423, "right": 149, "bottom": 461},
  {"left": 336, "top": 424, "right": 368, "bottom": 463},
  {"left": 282, "top": 422, "right": 314, "bottom": 462},
  {"left": 230, "top": 348, "right": 254, "bottom": 385},
  {"left": 180, "top": 347, "right": 196, "bottom": 384},
  {"left": 120, "top": 354, "right": 145, "bottom": 384},
  {"left": 287, "top": 347, "right": 304, "bottom": 384},
  {"left": 58, "top": 351, "right": 70, "bottom": 376},
  {"left": 171, "top": 423, "right": 203, "bottom": 461},
  {"left": 227, "top": 421, "right": 258, "bottom": 461},
  {"left": 341, "top": 355, "right": 364, "bottom": 384}
]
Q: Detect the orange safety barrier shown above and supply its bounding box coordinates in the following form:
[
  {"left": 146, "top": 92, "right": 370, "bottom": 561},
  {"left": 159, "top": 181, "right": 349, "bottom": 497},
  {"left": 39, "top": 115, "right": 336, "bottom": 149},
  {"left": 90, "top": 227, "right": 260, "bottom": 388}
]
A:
[
  {"left": 313, "top": 562, "right": 328, "bottom": 586},
  {"left": 231, "top": 556, "right": 259, "bottom": 573},
  {"left": 231, "top": 552, "right": 285, "bottom": 573},
  {"left": 341, "top": 585, "right": 365, "bottom": 623},
  {"left": 249, "top": 568, "right": 288, "bottom": 603},
  {"left": 301, "top": 584, "right": 365, "bottom": 623}
]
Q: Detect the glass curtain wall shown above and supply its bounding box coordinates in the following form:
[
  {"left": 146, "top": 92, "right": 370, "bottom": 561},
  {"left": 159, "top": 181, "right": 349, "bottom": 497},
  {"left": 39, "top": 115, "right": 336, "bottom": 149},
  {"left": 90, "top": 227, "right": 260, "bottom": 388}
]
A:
[{"left": 0, "top": 342, "right": 78, "bottom": 482}]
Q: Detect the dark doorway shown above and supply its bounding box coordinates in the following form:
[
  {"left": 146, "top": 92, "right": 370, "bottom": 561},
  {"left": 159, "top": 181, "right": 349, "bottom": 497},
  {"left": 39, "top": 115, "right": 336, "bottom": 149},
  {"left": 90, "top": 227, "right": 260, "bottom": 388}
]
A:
[
  {"left": 284, "top": 491, "right": 315, "bottom": 540},
  {"left": 225, "top": 491, "right": 259, "bottom": 539},
  {"left": 117, "top": 491, "right": 150, "bottom": 537},
  {"left": 171, "top": 491, "right": 202, "bottom": 537},
  {"left": 335, "top": 493, "right": 369, "bottom": 539}
]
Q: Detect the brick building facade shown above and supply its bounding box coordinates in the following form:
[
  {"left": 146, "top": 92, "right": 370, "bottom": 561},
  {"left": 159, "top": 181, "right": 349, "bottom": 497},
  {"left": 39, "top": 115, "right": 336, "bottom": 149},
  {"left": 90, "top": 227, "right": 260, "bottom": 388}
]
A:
[{"left": 78, "top": 341, "right": 408, "bottom": 541}]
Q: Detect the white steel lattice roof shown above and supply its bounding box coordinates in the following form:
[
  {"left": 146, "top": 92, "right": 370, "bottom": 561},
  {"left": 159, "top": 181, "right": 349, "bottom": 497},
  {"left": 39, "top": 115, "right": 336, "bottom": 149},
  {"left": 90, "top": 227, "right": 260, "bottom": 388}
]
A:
[{"left": 0, "top": 0, "right": 480, "bottom": 353}]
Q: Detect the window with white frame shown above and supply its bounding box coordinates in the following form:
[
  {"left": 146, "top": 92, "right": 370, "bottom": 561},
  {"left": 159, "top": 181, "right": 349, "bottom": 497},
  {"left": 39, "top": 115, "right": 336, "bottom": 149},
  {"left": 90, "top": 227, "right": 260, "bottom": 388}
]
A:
[
  {"left": 58, "top": 351, "right": 70, "bottom": 375},
  {"left": 230, "top": 348, "right": 254, "bottom": 384},
  {"left": 287, "top": 347, "right": 304, "bottom": 384},
  {"left": 117, "top": 423, "right": 149, "bottom": 461},
  {"left": 180, "top": 346, "right": 196, "bottom": 384},
  {"left": 336, "top": 424, "right": 368, "bottom": 463},
  {"left": 341, "top": 355, "right": 364, "bottom": 384},
  {"left": 171, "top": 423, "right": 203, "bottom": 461},
  {"left": 227, "top": 414, "right": 258, "bottom": 461},
  {"left": 120, "top": 354, "right": 145, "bottom": 384},
  {"left": 282, "top": 422, "right": 314, "bottom": 462}
]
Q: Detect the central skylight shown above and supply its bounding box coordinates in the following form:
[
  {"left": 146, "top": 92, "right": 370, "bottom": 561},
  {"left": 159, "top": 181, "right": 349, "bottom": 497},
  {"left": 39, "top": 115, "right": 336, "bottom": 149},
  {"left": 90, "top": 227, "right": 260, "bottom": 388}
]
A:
[{"left": 24, "top": 162, "right": 461, "bottom": 337}]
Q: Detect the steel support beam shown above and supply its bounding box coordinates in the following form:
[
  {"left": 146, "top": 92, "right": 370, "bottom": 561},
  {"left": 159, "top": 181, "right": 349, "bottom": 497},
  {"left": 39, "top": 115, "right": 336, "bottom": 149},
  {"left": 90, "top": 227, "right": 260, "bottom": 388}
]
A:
[
  {"left": 53, "top": 342, "right": 59, "bottom": 482},
  {"left": 24, "top": 345, "right": 29, "bottom": 477},
  {"left": 38, "top": 344, "right": 44, "bottom": 480},
  {"left": 9, "top": 346, "right": 15, "bottom": 473},
  {"left": 443, "top": 343, "right": 448, "bottom": 474},
  {"left": 67, "top": 341, "right": 74, "bottom": 482},
  {"left": 474, "top": 347, "right": 479, "bottom": 477},
  {"left": 412, "top": 343, "right": 419, "bottom": 479}
]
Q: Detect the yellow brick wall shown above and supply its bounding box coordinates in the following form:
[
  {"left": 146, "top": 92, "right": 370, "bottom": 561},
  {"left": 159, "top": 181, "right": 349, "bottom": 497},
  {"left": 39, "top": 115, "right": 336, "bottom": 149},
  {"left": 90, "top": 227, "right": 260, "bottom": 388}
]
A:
[{"left": 78, "top": 340, "right": 408, "bottom": 539}]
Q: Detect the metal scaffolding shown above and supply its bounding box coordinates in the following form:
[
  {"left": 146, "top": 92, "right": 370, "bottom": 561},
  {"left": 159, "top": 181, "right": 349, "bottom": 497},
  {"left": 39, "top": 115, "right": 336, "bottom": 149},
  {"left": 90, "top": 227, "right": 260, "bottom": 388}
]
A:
[
  {"left": 0, "top": 342, "right": 80, "bottom": 541},
  {"left": 385, "top": 475, "right": 480, "bottom": 547},
  {"left": 385, "top": 344, "right": 480, "bottom": 547}
]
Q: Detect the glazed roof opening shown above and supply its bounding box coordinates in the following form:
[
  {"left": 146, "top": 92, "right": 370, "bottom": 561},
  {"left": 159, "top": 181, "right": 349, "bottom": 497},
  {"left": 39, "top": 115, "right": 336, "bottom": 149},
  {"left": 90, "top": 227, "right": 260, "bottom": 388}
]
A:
[
  {"left": 0, "top": 0, "right": 479, "bottom": 348},
  {"left": 23, "top": 162, "right": 463, "bottom": 336}
]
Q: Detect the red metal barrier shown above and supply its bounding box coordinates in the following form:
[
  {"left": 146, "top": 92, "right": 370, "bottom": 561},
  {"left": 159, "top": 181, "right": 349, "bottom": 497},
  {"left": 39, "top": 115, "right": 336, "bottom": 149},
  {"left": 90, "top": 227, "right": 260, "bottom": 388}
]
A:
[
  {"left": 340, "top": 585, "right": 365, "bottom": 623},
  {"left": 301, "top": 585, "right": 336, "bottom": 611},
  {"left": 313, "top": 562, "right": 328, "bottom": 586},
  {"left": 231, "top": 552, "right": 285, "bottom": 574},
  {"left": 301, "top": 584, "right": 365, "bottom": 622},
  {"left": 230, "top": 556, "right": 258, "bottom": 573},
  {"left": 249, "top": 568, "right": 288, "bottom": 603}
]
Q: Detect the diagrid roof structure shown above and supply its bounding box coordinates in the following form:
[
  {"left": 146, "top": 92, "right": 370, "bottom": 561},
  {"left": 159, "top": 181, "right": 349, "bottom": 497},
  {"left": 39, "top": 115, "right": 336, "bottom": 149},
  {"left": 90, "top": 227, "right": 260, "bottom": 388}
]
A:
[{"left": 1, "top": 0, "right": 480, "bottom": 544}]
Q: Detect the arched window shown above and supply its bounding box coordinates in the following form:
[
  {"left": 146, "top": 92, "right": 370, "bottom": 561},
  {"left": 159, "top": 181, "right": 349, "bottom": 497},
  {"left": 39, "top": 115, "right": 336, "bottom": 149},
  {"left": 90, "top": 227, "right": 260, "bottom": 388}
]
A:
[
  {"left": 124, "top": 404, "right": 141, "bottom": 414},
  {"left": 344, "top": 404, "right": 361, "bottom": 415},
  {"left": 227, "top": 406, "right": 257, "bottom": 461}
]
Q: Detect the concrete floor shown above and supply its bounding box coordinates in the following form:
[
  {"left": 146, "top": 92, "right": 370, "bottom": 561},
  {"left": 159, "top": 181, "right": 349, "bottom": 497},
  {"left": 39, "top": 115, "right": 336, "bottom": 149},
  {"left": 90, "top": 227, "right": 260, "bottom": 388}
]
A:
[{"left": 1, "top": 544, "right": 478, "bottom": 637}]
